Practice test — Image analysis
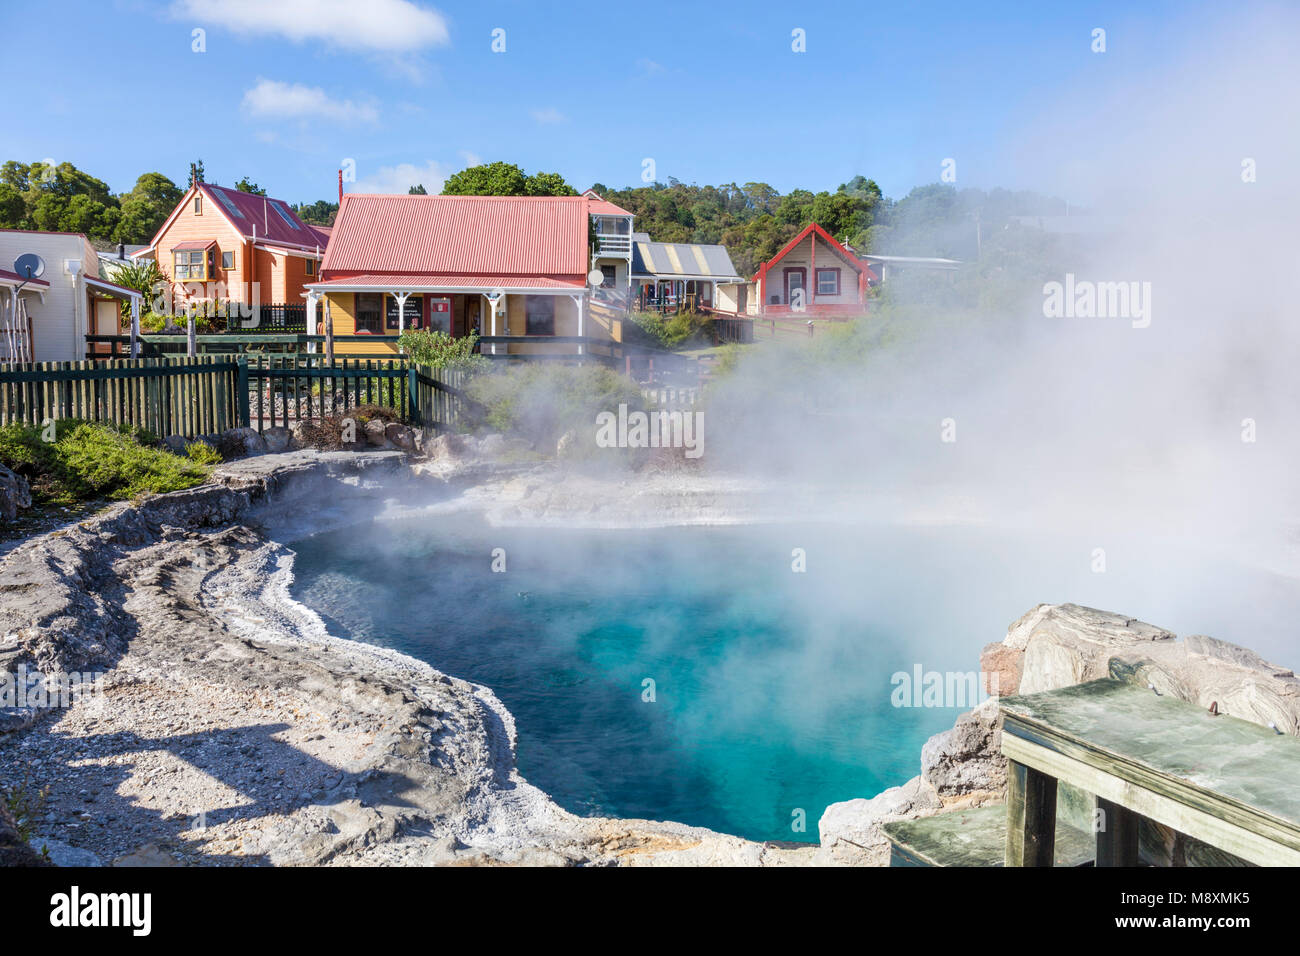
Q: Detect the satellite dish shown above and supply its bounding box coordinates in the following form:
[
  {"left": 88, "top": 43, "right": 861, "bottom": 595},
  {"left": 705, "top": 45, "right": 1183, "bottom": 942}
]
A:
[
  {"left": 588, "top": 268, "right": 605, "bottom": 287},
  {"left": 13, "top": 253, "right": 45, "bottom": 280}
]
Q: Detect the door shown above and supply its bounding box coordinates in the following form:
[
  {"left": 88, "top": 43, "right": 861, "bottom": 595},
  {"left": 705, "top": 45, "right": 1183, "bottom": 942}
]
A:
[
  {"left": 784, "top": 268, "right": 806, "bottom": 308},
  {"left": 428, "top": 297, "right": 451, "bottom": 334}
]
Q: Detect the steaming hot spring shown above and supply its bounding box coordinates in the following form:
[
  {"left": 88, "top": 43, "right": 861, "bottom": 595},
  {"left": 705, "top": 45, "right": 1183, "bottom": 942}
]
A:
[{"left": 285, "top": 506, "right": 1300, "bottom": 843}]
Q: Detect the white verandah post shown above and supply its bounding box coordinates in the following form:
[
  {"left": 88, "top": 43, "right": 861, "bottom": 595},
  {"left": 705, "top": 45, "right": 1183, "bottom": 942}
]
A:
[
  {"left": 129, "top": 295, "right": 141, "bottom": 359},
  {"left": 571, "top": 293, "right": 585, "bottom": 357},
  {"left": 393, "top": 291, "right": 411, "bottom": 354},
  {"left": 306, "top": 291, "right": 319, "bottom": 355}
]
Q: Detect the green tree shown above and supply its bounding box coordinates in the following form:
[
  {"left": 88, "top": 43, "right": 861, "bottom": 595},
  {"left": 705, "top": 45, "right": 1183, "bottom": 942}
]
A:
[
  {"left": 293, "top": 200, "right": 338, "bottom": 226},
  {"left": 114, "top": 172, "right": 183, "bottom": 244},
  {"left": 235, "top": 177, "right": 266, "bottom": 195},
  {"left": 0, "top": 183, "right": 25, "bottom": 229},
  {"left": 441, "top": 161, "right": 575, "bottom": 197},
  {"left": 408, "top": 183, "right": 428, "bottom": 195}
]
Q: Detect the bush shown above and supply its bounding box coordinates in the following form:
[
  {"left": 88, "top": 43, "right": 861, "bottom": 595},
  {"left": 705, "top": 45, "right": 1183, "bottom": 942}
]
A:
[
  {"left": 0, "top": 420, "right": 211, "bottom": 505},
  {"left": 185, "top": 440, "right": 223, "bottom": 465},
  {"left": 463, "top": 363, "right": 644, "bottom": 449},
  {"left": 398, "top": 329, "right": 489, "bottom": 372},
  {"left": 626, "top": 311, "right": 715, "bottom": 350}
]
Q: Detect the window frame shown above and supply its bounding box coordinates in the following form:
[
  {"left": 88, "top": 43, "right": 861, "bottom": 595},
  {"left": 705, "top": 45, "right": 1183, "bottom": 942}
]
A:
[
  {"left": 524, "top": 295, "right": 556, "bottom": 336},
  {"left": 815, "top": 268, "right": 841, "bottom": 296},
  {"left": 174, "top": 248, "right": 212, "bottom": 281},
  {"left": 221, "top": 250, "right": 234, "bottom": 270},
  {"left": 194, "top": 195, "right": 202, "bottom": 215},
  {"left": 354, "top": 292, "right": 383, "bottom": 334}
]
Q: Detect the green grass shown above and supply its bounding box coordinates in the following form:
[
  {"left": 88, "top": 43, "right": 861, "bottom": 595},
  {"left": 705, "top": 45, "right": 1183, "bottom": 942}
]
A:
[{"left": 0, "top": 420, "right": 213, "bottom": 506}]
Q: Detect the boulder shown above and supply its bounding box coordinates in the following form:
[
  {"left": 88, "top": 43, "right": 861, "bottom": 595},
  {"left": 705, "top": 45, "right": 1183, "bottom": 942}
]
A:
[
  {"left": 817, "top": 775, "right": 942, "bottom": 866},
  {"left": 162, "top": 435, "right": 188, "bottom": 455},
  {"left": 556, "top": 429, "right": 578, "bottom": 459},
  {"left": 980, "top": 641, "right": 1024, "bottom": 696},
  {"left": 1013, "top": 603, "right": 1174, "bottom": 695},
  {"left": 427, "top": 433, "right": 468, "bottom": 460},
  {"left": 289, "top": 421, "right": 312, "bottom": 450},
  {"left": 0, "top": 464, "right": 32, "bottom": 521},
  {"left": 262, "top": 426, "right": 292, "bottom": 453},
  {"left": 363, "top": 419, "right": 390, "bottom": 448},
  {"left": 920, "top": 698, "right": 1006, "bottom": 796},
  {"left": 218, "top": 427, "right": 267, "bottom": 459},
  {"left": 384, "top": 423, "right": 415, "bottom": 451},
  {"left": 478, "top": 434, "right": 506, "bottom": 458}
]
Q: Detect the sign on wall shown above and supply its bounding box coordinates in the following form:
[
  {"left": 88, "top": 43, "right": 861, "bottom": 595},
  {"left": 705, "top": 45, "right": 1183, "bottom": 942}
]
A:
[{"left": 386, "top": 293, "right": 424, "bottom": 330}]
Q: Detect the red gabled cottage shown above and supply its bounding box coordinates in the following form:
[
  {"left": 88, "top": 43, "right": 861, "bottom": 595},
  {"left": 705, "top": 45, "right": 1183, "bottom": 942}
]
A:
[{"left": 752, "top": 222, "right": 874, "bottom": 316}]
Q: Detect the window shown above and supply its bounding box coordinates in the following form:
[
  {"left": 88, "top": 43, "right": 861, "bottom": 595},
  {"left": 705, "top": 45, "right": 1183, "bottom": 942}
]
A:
[
  {"left": 213, "top": 189, "right": 245, "bottom": 219},
  {"left": 221, "top": 251, "right": 234, "bottom": 269},
  {"left": 600, "top": 265, "right": 616, "bottom": 288},
  {"left": 355, "top": 293, "right": 383, "bottom": 334},
  {"left": 816, "top": 268, "right": 840, "bottom": 296},
  {"left": 596, "top": 216, "right": 629, "bottom": 235},
  {"left": 305, "top": 258, "right": 316, "bottom": 277},
  {"left": 271, "top": 202, "right": 299, "bottom": 229},
  {"left": 174, "top": 249, "right": 211, "bottom": 280},
  {"left": 524, "top": 295, "right": 555, "bottom": 335},
  {"left": 194, "top": 195, "right": 202, "bottom": 215}
]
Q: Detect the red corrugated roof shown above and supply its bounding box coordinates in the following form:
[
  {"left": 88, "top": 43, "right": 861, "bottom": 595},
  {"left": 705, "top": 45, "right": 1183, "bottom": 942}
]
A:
[
  {"left": 582, "top": 190, "right": 633, "bottom": 217},
  {"left": 321, "top": 194, "right": 590, "bottom": 278},
  {"left": 0, "top": 269, "right": 49, "bottom": 287},
  {"left": 172, "top": 239, "right": 217, "bottom": 251},
  {"left": 199, "top": 183, "right": 324, "bottom": 249},
  {"left": 84, "top": 274, "right": 142, "bottom": 298},
  {"left": 308, "top": 274, "right": 585, "bottom": 291}
]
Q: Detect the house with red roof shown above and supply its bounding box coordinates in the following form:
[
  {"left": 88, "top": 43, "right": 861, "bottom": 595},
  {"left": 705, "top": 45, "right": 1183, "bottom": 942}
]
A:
[
  {"left": 134, "top": 182, "right": 330, "bottom": 321},
  {"left": 306, "top": 192, "right": 632, "bottom": 356},
  {"left": 749, "top": 222, "right": 875, "bottom": 317}
]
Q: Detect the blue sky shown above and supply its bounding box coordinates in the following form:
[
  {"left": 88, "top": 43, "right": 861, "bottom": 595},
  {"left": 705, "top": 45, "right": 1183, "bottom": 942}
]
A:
[{"left": 0, "top": 0, "right": 1246, "bottom": 205}]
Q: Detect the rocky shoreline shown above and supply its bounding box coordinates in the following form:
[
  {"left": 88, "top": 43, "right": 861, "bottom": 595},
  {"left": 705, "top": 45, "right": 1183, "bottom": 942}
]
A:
[
  {"left": 3, "top": 444, "right": 1297, "bottom": 867},
  {"left": 0, "top": 449, "right": 817, "bottom": 866}
]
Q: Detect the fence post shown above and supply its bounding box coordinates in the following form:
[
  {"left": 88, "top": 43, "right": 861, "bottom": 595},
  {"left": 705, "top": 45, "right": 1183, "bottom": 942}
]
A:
[
  {"left": 407, "top": 363, "right": 418, "bottom": 425},
  {"left": 237, "top": 356, "right": 250, "bottom": 427}
]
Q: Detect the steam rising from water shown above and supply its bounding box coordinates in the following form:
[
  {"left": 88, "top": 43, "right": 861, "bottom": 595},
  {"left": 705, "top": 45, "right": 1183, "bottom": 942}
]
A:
[{"left": 700, "top": 12, "right": 1300, "bottom": 665}]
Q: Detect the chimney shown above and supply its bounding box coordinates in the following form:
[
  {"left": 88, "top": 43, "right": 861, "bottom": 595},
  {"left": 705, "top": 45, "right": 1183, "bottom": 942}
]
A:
[
  {"left": 117, "top": 242, "right": 125, "bottom": 259},
  {"left": 338, "top": 169, "right": 343, "bottom": 205}
]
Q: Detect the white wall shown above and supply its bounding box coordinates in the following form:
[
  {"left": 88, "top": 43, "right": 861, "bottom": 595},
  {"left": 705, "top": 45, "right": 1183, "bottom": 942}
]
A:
[{"left": 0, "top": 231, "right": 97, "bottom": 361}]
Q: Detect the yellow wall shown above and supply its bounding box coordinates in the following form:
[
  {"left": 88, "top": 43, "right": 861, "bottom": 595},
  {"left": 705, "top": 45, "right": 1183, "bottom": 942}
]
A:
[{"left": 323, "top": 290, "right": 620, "bottom": 358}]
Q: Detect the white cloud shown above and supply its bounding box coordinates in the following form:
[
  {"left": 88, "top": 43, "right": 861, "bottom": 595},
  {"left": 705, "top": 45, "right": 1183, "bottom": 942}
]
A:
[
  {"left": 242, "top": 79, "right": 379, "bottom": 124},
  {"left": 350, "top": 161, "right": 451, "bottom": 194},
  {"left": 530, "top": 107, "right": 567, "bottom": 125},
  {"left": 457, "top": 150, "right": 482, "bottom": 168},
  {"left": 636, "top": 58, "right": 664, "bottom": 74},
  {"left": 172, "top": 0, "right": 449, "bottom": 52}
]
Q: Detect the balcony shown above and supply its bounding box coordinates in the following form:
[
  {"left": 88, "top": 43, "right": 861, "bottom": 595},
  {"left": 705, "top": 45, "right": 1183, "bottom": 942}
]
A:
[{"left": 594, "top": 234, "right": 632, "bottom": 257}]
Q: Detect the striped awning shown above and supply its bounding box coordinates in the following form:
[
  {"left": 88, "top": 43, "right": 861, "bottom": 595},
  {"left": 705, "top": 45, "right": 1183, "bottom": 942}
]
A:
[{"left": 632, "top": 240, "right": 742, "bottom": 281}]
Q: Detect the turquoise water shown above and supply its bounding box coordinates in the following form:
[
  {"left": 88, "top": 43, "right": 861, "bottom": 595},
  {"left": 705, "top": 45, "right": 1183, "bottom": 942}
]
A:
[{"left": 288, "top": 513, "right": 1300, "bottom": 843}]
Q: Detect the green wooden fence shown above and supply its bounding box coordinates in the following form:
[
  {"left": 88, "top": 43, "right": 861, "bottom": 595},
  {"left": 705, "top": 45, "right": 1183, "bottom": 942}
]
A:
[
  {"left": 242, "top": 357, "right": 474, "bottom": 434},
  {"left": 0, "top": 357, "right": 243, "bottom": 437},
  {"left": 0, "top": 356, "right": 476, "bottom": 440}
]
